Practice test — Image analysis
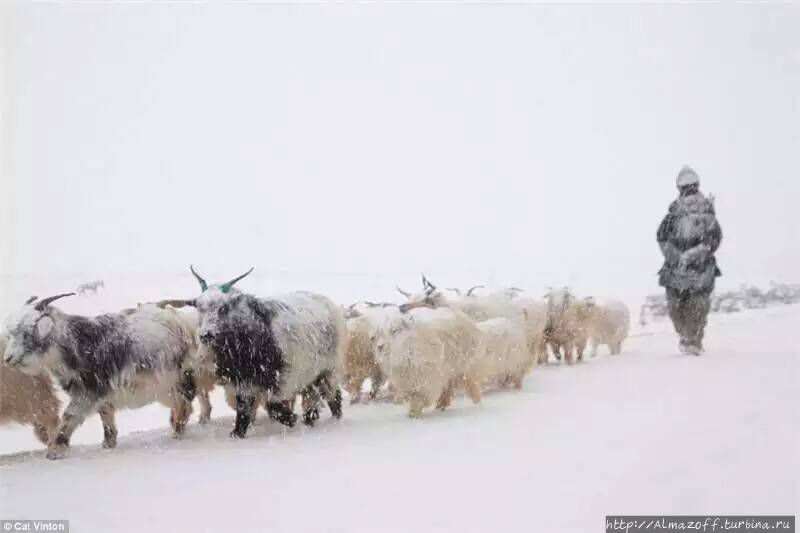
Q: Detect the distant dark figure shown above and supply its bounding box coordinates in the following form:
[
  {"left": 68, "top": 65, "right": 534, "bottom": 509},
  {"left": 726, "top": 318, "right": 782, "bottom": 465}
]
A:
[{"left": 656, "top": 166, "right": 722, "bottom": 355}]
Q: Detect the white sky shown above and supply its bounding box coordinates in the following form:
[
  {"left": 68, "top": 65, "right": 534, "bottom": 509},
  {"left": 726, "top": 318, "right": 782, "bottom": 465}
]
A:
[{"left": 1, "top": 3, "right": 798, "bottom": 292}]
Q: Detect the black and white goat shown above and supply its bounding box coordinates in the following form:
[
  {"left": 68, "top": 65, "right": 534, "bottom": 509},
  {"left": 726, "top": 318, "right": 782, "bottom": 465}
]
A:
[
  {"left": 176, "top": 267, "right": 346, "bottom": 438},
  {"left": 3, "top": 294, "right": 197, "bottom": 459}
]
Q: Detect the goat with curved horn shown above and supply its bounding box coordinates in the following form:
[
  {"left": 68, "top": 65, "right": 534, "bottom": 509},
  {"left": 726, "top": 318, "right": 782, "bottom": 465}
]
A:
[
  {"left": 190, "top": 275, "right": 346, "bottom": 437},
  {"left": 34, "top": 293, "right": 75, "bottom": 311},
  {"left": 190, "top": 265, "right": 208, "bottom": 292},
  {"left": 4, "top": 288, "right": 199, "bottom": 459}
]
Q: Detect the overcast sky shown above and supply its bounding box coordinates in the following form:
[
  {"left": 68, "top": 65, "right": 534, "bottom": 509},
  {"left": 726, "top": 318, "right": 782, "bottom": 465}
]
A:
[{"left": 1, "top": 3, "right": 798, "bottom": 292}]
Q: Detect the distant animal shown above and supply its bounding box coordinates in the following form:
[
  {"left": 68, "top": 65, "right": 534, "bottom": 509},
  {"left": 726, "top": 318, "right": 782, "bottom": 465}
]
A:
[{"left": 76, "top": 280, "right": 105, "bottom": 295}]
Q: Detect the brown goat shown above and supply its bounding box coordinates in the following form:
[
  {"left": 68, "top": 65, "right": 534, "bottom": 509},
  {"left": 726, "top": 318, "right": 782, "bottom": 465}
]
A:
[
  {"left": 543, "top": 290, "right": 593, "bottom": 365},
  {"left": 1, "top": 337, "right": 61, "bottom": 445},
  {"left": 342, "top": 314, "right": 385, "bottom": 403}
]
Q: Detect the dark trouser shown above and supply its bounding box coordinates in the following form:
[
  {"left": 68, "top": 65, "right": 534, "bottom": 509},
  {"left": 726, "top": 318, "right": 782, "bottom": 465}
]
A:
[{"left": 665, "top": 288, "right": 711, "bottom": 347}]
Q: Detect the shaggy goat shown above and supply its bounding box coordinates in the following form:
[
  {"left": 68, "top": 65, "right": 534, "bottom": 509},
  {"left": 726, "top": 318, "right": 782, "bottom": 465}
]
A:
[
  {"left": 543, "top": 288, "right": 593, "bottom": 365},
  {"left": 473, "top": 317, "right": 530, "bottom": 389},
  {"left": 399, "top": 276, "right": 543, "bottom": 370},
  {"left": 587, "top": 300, "right": 631, "bottom": 356},
  {"left": 0, "top": 335, "right": 61, "bottom": 446},
  {"left": 373, "top": 305, "right": 484, "bottom": 417},
  {"left": 498, "top": 295, "right": 549, "bottom": 367},
  {"left": 147, "top": 301, "right": 217, "bottom": 424},
  {"left": 175, "top": 267, "right": 346, "bottom": 438},
  {"left": 342, "top": 309, "right": 386, "bottom": 404},
  {"left": 3, "top": 294, "right": 197, "bottom": 459}
]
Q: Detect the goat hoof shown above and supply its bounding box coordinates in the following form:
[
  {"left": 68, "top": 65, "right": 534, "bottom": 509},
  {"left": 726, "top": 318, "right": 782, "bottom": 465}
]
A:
[
  {"left": 229, "top": 429, "right": 247, "bottom": 439},
  {"left": 282, "top": 414, "right": 298, "bottom": 428},
  {"left": 46, "top": 444, "right": 68, "bottom": 460},
  {"left": 198, "top": 414, "right": 211, "bottom": 425},
  {"left": 303, "top": 408, "right": 319, "bottom": 426},
  {"left": 102, "top": 438, "right": 117, "bottom": 449}
]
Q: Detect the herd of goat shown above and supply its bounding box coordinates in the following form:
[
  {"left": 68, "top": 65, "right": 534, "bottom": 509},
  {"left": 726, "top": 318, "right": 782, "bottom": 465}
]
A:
[{"left": 0, "top": 269, "right": 630, "bottom": 459}]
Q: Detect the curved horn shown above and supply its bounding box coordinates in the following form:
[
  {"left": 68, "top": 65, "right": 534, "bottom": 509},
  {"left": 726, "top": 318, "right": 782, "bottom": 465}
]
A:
[
  {"left": 190, "top": 265, "right": 208, "bottom": 292},
  {"left": 25, "top": 295, "right": 38, "bottom": 305},
  {"left": 466, "top": 285, "right": 485, "bottom": 296},
  {"left": 220, "top": 267, "right": 254, "bottom": 293},
  {"left": 35, "top": 292, "right": 75, "bottom": 311},
  {"left": 396, "top": 285, "right": 411, "bottom": 298},
  {"left": 446, "top": 287, "right": 462, "bottom": 295}
]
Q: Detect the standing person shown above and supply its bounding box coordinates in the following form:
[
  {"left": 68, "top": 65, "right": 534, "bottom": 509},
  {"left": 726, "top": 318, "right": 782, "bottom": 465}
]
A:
[{"left": 656, "top": 166, "right": 723, "bottom": 355}]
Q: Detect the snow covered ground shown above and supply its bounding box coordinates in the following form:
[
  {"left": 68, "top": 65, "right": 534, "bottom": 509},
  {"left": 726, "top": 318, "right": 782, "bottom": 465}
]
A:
[{"left": 0, "top": 276, "right": 798, "bottom": 533}]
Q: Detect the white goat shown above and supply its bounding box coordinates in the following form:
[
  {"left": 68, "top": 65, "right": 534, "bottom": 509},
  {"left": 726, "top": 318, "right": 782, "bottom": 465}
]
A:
[
  {"left": 76, "top": 280, "right": 104, "bottom": 295},
  {"left": 150, "top": 302, "right": 217, "bottom": 424},
  {"left": 374, "top": 305, "right": 484, "bottom": 417},
  {"left": 399, "top": 277, "right": 542, "bottom": 371},
  {"left": 473, "top": 317, "right": 530, "bottom": 388},
  {"left": 587, "top": 300, "right": 631, "bottom": 356}
]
